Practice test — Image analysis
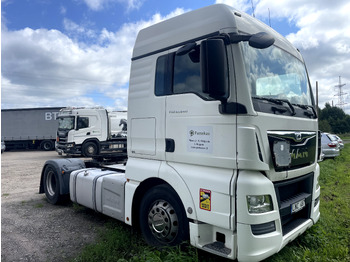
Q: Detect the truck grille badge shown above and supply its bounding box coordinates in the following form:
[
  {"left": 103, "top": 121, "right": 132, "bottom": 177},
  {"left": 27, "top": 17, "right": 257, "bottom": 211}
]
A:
[{"left": 295, "top": 132, "right": 302, "bottom": 141}]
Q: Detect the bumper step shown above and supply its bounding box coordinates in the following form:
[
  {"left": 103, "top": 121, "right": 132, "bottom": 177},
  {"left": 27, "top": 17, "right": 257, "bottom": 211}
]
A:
[{"left": 203, "top": 241, "right": 231, "bottom": 256}]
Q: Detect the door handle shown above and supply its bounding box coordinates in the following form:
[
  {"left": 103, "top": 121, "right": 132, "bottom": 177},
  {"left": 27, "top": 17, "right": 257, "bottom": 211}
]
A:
[
  {"left": 165, "top": 138, "right": 175, "bottom": 152},
  {"left": 86, "top": 132, "right": 91, "bottom": 135}
]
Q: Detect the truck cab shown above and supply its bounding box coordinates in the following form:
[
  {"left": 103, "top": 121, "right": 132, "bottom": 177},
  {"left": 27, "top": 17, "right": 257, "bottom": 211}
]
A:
[{"left": 56, "top": 107, "right": 127, "bottom": 157}]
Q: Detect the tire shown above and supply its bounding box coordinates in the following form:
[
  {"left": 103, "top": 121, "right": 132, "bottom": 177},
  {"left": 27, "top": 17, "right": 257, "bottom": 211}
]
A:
[
  {"left": 40, "top": 140, "right": 54, "bottom": 151},
  {"left": 43, "top": 166, "right": 64, "bottom": 205},
  {"left": 139, "top": 184, "right": 189, "bottom": 246},
  {"left": 82, "top": 142, "right": 98, "bottom": 157}
]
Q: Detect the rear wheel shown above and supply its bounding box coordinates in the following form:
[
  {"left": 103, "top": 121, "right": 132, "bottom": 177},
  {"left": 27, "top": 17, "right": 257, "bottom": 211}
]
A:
[
  {"left": 139, "top": 184, "right": 189, "bottom": 246},
  {"left": 40, "top": 140, "right": 54, "bottom": 151},
  {"left": 43, "top": 166, "right": 64, "bottom": 204}
]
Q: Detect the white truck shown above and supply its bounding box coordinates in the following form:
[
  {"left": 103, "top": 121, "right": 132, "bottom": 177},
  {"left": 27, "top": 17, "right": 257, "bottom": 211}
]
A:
[
  {"left": 39, "top": 4, "right": 320, "bottom": 261},
  {"left": 55, "top": 107, "right": 127, "bottom": 157}
]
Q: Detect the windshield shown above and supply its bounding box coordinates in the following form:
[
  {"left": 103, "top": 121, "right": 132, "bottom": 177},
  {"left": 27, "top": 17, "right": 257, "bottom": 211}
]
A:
[
  {"left": 58, "top": 116, "right": 75, "bottom": 130},
  {"left": 241, "top": 42, "right": 312, "bottom": 106}
]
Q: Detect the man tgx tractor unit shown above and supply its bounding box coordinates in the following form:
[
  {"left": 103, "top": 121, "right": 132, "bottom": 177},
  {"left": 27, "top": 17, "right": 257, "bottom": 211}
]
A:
[{"left": 40, "top": 4, "right": 320, "bottom": 261}]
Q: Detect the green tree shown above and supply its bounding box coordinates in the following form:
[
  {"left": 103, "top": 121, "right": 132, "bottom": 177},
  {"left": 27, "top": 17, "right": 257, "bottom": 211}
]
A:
[
  {"left": 319, "top": 103, "right": 346, "bottom": 121},
  {"left": 318, "top": 120, "right": 332, "bottom": 132},
  {"left": 319, "top": 103, "right": 350, "bottom": 134}
]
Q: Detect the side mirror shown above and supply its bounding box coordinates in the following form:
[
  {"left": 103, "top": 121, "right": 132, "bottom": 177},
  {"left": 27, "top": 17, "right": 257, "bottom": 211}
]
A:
[
  {"left": 75, "top": 116, "right": 80, "bottom": 130},
  {"left": 200, "top": 39, "right": 228, "bottom": 101},
  {"left": 230, "top": 32, "right": 275, "bottom": 49},
  {"left": 249, "top": 32, "right": 275, "bottom": 49}
]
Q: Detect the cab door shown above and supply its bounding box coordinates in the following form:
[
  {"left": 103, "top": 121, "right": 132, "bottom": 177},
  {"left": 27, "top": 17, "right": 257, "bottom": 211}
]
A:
[
  {"left": 160, "top": 40, "right": 237, "bottom": 229},
  {"left": 164, "top": 40, "right": 237, "bottom": 169},
  {"left": 74, "top": 114, "right": 102, "bottom": 144}
]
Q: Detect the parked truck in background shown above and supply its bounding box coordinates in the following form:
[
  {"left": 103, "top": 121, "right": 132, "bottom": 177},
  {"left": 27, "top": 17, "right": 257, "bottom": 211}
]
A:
[
  {"left": 39, "top": 4, "right": 320, "bottom": 261},
  {"left": 1, "top": 107, "right": 63, "bottom": 151},
  {"left": 55, "top": 107, "right": 127, "bottom": 157}
]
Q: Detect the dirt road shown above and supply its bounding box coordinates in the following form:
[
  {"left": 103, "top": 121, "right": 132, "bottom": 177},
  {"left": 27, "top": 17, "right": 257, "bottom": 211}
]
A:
[{"left": 1, "top": 151, "right": 114, "bottom": 262}]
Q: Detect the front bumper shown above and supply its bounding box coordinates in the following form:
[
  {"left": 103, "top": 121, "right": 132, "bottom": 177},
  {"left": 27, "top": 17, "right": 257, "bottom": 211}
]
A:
[
  {"left": 55, "top": 142, "right": 81, "bottom": 155},
  {"left": 236, "top": 168, "right": 320, "bottom": 261}
]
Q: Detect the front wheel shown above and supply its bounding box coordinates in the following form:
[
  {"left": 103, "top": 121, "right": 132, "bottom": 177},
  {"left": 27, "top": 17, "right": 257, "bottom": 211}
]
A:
[
  {"left": 43, "top": 165, "right": 65, "bottom": 205},
  {"left": 139, "top": 184, "right": 189, "bottom": 246},
  {"left": 82, "top": 142, "right": 98, "bottom": 157}
]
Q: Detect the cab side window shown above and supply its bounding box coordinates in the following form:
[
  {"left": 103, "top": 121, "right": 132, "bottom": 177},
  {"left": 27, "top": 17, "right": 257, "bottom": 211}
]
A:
[
  {"left": 77, "top": 117, "right": 89, "bottom": 129},
  {"left": 155, "top": 54, "right": 172, "bottom": 96},
  {"left": 173, "top": 46, "right": 201, "bottom": 95},
  {"left": 155, "top": 46, "right": 212, "bottom": 100}
]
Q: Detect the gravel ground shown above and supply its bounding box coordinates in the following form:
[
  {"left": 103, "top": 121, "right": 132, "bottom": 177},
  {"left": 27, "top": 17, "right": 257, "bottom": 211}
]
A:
[{"left": 1, "top": 150, "right": 115, "bottom": 262}]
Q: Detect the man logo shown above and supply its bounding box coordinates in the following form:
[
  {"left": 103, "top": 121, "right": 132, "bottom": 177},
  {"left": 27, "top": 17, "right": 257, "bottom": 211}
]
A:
[
  {"left": 189, "top": 130, "right": 195, "bottom": 137},
  {"left": 295, "top": 132, "right": 302, "bottom": 141}
]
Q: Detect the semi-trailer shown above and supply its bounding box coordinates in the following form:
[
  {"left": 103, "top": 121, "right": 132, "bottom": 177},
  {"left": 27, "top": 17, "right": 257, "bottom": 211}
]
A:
[{"left": 1, "top": 107, "right": 63, "bottom": 151}]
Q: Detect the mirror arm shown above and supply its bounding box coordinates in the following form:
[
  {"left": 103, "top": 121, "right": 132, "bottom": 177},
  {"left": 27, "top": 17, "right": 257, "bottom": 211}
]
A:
[{"left": 229, "top": 33, "right": 251, "bottom": 44}]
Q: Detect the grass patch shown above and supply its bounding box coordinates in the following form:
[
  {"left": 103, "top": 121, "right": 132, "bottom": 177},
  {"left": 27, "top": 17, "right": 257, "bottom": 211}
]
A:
[
  {"left": 340, "top": 133, "right": 350, "bottom": 141},
  {"left": 34, "top": 203, "right": 44, "bottom": 208},
  {"left": 266, "top": 145, "right": 350, "bottom": 262},
  {"left": 2, "top": 193, "right": 10, "bottom": 197},
  {"left": 72, "top": 202, "right": 86, "bottom": 212},
  {"left": 71, "top": 223, "right": 205, "bottom": 262},
  {"left": 73, "top": 145, "right": 350, "bottom": 262}
]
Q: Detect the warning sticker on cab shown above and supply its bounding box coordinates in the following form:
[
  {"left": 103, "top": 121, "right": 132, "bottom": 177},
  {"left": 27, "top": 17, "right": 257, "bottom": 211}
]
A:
[{"left": 200, "top": 188, "right": 211, "bottom": 211}]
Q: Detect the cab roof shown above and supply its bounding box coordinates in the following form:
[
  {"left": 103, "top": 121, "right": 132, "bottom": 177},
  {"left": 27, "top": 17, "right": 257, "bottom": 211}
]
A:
[{"left": 132, "top": 4, "right": 301, "bottom": 61}]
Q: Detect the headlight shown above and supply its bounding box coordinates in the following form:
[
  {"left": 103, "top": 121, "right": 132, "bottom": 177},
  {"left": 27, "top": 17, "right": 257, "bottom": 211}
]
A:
[
  {"left": 67, "top": 143, "right": 75, "bottom": 148},
  {"left": 247, "top": 195, "right": 273, "bottom": 214}
]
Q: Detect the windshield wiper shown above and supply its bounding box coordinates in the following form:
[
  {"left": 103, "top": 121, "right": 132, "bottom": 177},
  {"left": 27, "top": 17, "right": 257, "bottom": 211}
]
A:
[
  {"left": 292, "top": 103, "right": 317, "bottom": 118},
  {"left": 252, "top": 96, "right": 296, "bottom": 115}
]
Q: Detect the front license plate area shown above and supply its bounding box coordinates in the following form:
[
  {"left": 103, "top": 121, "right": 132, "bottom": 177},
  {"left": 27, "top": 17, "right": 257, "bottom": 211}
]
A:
[{"left": 291, "top": 199, "right": 305, "bottom": 214}]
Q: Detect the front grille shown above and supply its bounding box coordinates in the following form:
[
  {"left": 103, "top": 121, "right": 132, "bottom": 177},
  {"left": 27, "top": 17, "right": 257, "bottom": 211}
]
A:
[
  {"left": 274, "top": 173, "right": 314, "bottom": 235},
  {"left": 268, "top": 131, "right": 317, "bottom": 171},
  {"left": 57, "top": 130, "right": 69, "bottom": 143}
]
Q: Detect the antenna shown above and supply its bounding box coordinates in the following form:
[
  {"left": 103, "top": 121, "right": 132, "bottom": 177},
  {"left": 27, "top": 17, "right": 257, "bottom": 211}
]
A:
[
  {"left": 251, "top": 0, "right": 255, "bottom": 17},
  {"left": 334, "top": 76, "right": 347, "bottom": 110},
  {"left": 268, "top": 8, "right": 271, "bottom": 27}
]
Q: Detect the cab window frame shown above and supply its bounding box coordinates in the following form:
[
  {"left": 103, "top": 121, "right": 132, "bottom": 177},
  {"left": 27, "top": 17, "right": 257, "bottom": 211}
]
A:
[{"left": 154, "top": 45, "right": 216, "bottom": 101}]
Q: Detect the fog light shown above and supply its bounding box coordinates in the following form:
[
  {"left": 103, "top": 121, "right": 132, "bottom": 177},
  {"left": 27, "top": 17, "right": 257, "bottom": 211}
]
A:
[{"left": 247, "top": 195, "right": 273, "bottom": 213}]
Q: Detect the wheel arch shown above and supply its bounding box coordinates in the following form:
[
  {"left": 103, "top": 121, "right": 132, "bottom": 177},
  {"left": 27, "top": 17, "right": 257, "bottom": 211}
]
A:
[
  {"left": 131, "top": 167, "right": 198, "bottom": 230},
  {"left": 131, "top": 177, "right": 168, "bottom": 230},
  {"left": 39, "top": 159, "right": 85, "bottom": 195}
]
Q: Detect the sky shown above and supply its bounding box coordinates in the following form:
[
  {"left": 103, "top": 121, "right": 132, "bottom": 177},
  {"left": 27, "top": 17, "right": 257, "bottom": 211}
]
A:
[{"left": 1, "top": 0, "right": 350, "bottom": 114}]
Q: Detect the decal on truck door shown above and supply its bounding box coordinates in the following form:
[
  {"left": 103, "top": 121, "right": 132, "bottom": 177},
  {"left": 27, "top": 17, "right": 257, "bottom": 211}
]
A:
[
  {"left": 187, "top": 126, "right": 213, "bottom": 153},
  {"left": 200, "top": 188, "right": 211, "bottom": 211}
]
